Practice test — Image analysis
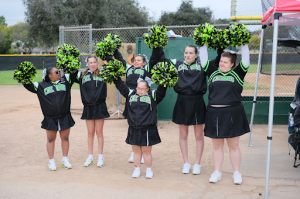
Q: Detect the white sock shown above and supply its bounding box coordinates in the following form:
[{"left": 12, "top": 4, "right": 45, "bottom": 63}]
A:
[
  {"left": 146, "top": 168, "right": 152, "bottom": 172},
  {"left": 49, "top": 159, "right": 55, "bottom": 164},
  {"left": 62, "top": 156, "right": 68, "bottom": 162},
  {"left": 88, "top": 154, "right": 93, "bottom": 159},
  {"left": 135, "top": 167, "right": 140, "bottom": 171},
  {"left": 99, "top": 154, "right": 103, "bottom": 159}
]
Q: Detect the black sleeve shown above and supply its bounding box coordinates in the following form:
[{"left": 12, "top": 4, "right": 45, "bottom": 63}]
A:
[
  {"left": 113, "top": 50, "right": 127, "bottom": 68},
  {"left": 294, "top": 106, "right": 300, "bottom": 127},
  {"left": 23, "top": 83, "right": 38, "bottom": 94},
  {"left": 155, "top": 85, "right": 167, "bottom": 105},
  {"left": 210, "top": 48, "right": 223, "bottom": 67},
  {"left": 70, "top": 71, "right": 80, "bottom": 84},
  {"left": 149, "top": 47, "right": 168, "bottom": 71},
  {"left": 202, "top": 59, "right": 218, "bottom": 78},
  {"left": 233, "top": 61, "right": 249, "bottom": 81},
  {"left": 114, "top": 78, "right": 130, "bottom": 98}
]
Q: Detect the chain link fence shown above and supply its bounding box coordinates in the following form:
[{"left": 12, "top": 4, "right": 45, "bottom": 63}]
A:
[{"left": 60, "top": 21, "right": 299, "bottom": 111}]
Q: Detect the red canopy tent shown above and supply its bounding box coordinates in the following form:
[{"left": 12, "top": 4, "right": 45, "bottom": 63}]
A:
[{"left": 250, "top": 0, "right": 300, "bottom": 198}]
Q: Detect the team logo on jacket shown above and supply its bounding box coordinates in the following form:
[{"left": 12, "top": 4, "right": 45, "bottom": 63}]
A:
[
  {"left": 55, "top": 84, "right": 66, "bottom": 91},
  {"left": 190, "top": 64, "right": 201, "bottom": 71},
  {"left": 178, "top": 64, "right": 188, "bottom": 72},
  {"left": 93, "top": 76, "right": 103, "bottom": 81},
  {"left": 212, "top": 76, "right": 234, "bottom": 83},
  {"left": 82, "top": 75, "right": 91, "bottom": 84},
  {"left": 129, "top": 95, "right": 139, "bottom": 103},
  {"left": 140, "top": 96, "right": 151, "bottom": 104},
  {"left": 127, "top": 68, "right": 144, "bottom": 76},
  {"left": 44, "top": 86, "right": 55, "bottom": 95}
]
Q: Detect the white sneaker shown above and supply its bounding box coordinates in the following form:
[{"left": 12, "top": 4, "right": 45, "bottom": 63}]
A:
[
  {"left": 233, "top": 171, "right": 242, "bottom": 185},
  {"left": 209, "top": 170, "right": 222, "bottom": 183},
  {"left": 192, "top": 164, "right": 201, "bottom": 175},
  {"left": 132, "top": 168, "right": 140, "bottom": 178},
  {"left": 97, "top": 157, "right": 104, "bottom": 168},
  {"left": 182, "top": 163, "right": 191, "bottom": 174},
  {"left": 141, "top": 155, "right": 145, "bottom": 164},
  {"left": 128, "top": 152, "right": 134, "bottom": 163},
  {"left": 48, "top": 162, "right": 56, "bottom": 171},
  {"left": 62, "top": 159, "right": 72, "bottom": 169},
  {"left": 84, "top": 157, "right": 93, "bottom": 167},
  {"left": 146, "top": 169, "right": 153, "bottom": 179}
]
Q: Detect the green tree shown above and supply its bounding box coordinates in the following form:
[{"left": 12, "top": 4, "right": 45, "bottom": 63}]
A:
[
  {"left": 0, "top": 16, "right": 7, "bottom": 26},
  {"left": 0, "top": 24, "right": 12, "bottom": 54},
  {"left": 248, "top": 35, "right": 260, "bottom": 50},
  {"left": 11, "top": 22, "right": 37, "bottom": 54},
  {"left": 158, "top": 0, "right": 212, "bottom": 25},
  {"left": 23, "top": 0, "right": 151, "bottom": 48},
  {"left": 213, "top": 18, "right": 230, "bottom": 25}
]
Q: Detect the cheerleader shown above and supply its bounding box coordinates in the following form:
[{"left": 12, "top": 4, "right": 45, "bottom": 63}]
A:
[
  {"left": 199, "top": 43, "right": 250, "bottom": 184},
  {"left": 74, "top": 55, "right": 110, "bottom": 168},
  {"left": 107, "top": 49, "right": 161, "bottom": 163},
  {"left": 152, "top": 46, "right": 222, "bottom": 175},
  {"left": 23, "top": 67, "right": 76, "bottom": 171},
  {"left": 113, "top": 77, "right": 167, "bottom": 178}
]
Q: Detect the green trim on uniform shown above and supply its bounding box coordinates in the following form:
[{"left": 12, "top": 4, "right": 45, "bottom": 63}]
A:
[
  {"left": 202, "top": 60, "right": 209, "bottom": 72},
  {"left": 33, "top": 82, "right": 39, "bottom": 91},
  {"left": 208, "top": 70, "right": 220, "bottom": 84},
  {"left": 230, "top": 71, "right": 244, "bottom": 87},
  {"left": 77, "top": 72, "right": 81, "bottom": 81},
  {"left": 240, "top": 60, "right": 249, "bottom": 73},
  {"left": 126, "top": 64, "right": 131, "bottom": 72},
  {"left": 65, "top": 74, "right": 71, "bottom": 83}
]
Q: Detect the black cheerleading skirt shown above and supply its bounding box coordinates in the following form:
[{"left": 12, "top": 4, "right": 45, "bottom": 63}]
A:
[
  {"left": 172, "top": 94, "right": 206, "bottom": 126},
  {"left": 126, "top": 125, "right": 161, "bottom": 146},
  {"left": 41, "top": 112, "right": 75, "bottom": 131},
  {"left": 204, "top": 103, "right": 250, "bottom": 139},
  {"left": 81, "top": 103, "right": 110, "bottom": 120}
]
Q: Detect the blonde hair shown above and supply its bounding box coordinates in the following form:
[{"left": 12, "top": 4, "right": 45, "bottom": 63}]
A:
[{"left": 81, "top": 55, "right": 101, "bottom": 78}]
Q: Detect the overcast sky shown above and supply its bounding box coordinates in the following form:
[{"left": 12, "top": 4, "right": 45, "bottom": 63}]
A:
[{"left": 0, "top": 0, "right": 263, "bottom": 26}]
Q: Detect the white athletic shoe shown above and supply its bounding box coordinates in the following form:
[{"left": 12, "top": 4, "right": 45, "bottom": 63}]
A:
[
  {"left": 62, "top": 159, "right": 72, "bottom": 169},
  {"left": 209, "top": 170, "right": 222, "bottom": 183},
  {"left": 48, "top": 162, "right": 56, "bottom": 171},
  {"left": 141, "top": 155, "right": 145, "bottom": 164},
  {"left": 233, "top": 171, "right": 242, "bottom": 185},
  {"left": 128, "top": 152, "right": 134, "bottom": 163},
  {"left": 97, "top": 157, "right": 104, "bottom": 168},
  {"left": 192, "top": 164, "right": 201, "bottom": 175},
  {"left": 146, "top": 169, "right": 153, "bottom": 179},
  {"left": 84, "top": 157, "right": 93, "bottom": 167},
  {"left": 132, "top": 168, "right": 140, "bottom": 178},
  {"left": 182, "top": 163, "right": 191, "bottom": 174}
]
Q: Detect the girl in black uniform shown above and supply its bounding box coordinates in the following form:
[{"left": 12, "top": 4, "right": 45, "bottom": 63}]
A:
[
  {"left": 107, "top": 49, "right": 161, "bottom": 163},
  {"left": 114, "top": 78, "right": 167, "bottom": 178},
  {"left": 199, "top": 43, "right": 250, "bottom": 184},
  {"left": 74, "top": 55, "right": 110, "bottom": 168},
  {"left": 23, "top": 67, "right": 76, "bottom": 171},
  {"left": 153, "top": 46, "right": 221, "bottom": 175}
]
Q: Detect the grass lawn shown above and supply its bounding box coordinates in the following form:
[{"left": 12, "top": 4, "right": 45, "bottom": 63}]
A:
[{"left": 0, "top": 70, "right": 80, "bottom": 89}]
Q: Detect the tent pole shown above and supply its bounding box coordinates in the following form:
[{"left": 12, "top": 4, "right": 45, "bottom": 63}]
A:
[
  {"left": 248, "top": 25, "right": 267, "bottom": 147},
  {"left": 264, "top": 13, "right": 282, "bottom": 199}
]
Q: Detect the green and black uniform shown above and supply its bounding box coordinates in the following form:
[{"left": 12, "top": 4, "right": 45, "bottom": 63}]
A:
[
  {"left": 74, "top": 70, "right": 110, "bottom": 120},
  {"left": 23, "top": 74, "right": 76, "bottom": 131},
  {"left": 114, "top": 78, "right": 167, "bottom": 146}
]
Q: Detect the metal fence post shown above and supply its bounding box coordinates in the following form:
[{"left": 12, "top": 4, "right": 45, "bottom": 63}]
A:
[{"left": 89, "top": 24, "right": 92, "bottom": 55}]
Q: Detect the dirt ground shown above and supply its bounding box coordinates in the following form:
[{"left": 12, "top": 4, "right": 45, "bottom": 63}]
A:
[{"left": 0, "top": 85, "right": 300, "bottom": 199}]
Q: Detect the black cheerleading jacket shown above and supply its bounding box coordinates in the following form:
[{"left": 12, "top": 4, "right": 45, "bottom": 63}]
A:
[
  {"left": 152, "top": 48, "right": 222, "bottom": 96},
  {"left": 74, "top": 70, "right": 107, "bottom": 106},
  {"left": 23, "top": 74, "right": 75, "bottom": 118},
  {"left": 114, "top": 78, "right": 167, "bottom": 127},
  {"left": 107, "top": 49, "right": 163, "bottom": 90}
]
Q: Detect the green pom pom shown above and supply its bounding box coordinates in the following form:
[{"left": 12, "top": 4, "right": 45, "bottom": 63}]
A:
[
  {"left": 13, "top": 61, "right": 37, "bottom": 84},
  {"left": 56, "top": 43, "right": 81, "bottom": 74},
  {"left": 208, "top": 28, "right": 231, "bottom": 49},
  {"left": 144, "top": 25, "right": 168, "bottom": 49},
  {"left": 228, "top": 24, "right": 251, "bottom": 46},
  {"left": 193, "top": 23, "right": 216, "bottom": 47},
  {"left": 95, "top": 33, "right": 122, "bottom": 60},
  {"left": 99, "top": 60, "right": 126, "bottom": 84},
  {"left": 151, "top": 61, "right": 178, "bottom": 88}
]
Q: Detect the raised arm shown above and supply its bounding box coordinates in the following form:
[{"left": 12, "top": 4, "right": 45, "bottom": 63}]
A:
[
  {"left": 149, "top": 47, "right": 169, "bottom": 71},
  {"left": 114, "top": 78, "right": 130, "bottom": 98},
  {"left": 23, "top": 82, "right": 39, "bottom": 94},
  {"left": 155, "top": 85, "right": 167, "bottom": 105},
  {"left": 199, "top": 44, "right": 218, "bottom": 77},
  {"left": 241, "top": 44, "right": 250, "bottom": 67}
]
